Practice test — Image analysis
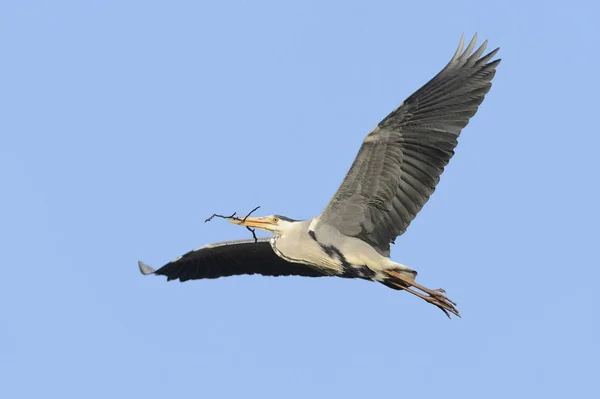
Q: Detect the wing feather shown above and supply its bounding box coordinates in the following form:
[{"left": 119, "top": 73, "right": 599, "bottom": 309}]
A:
[
  {"left": 139, "top": 238, "right": 326, "bottom": 282},
  {"left": 320, "top": 35, "right": 500, "bottom": 256}
]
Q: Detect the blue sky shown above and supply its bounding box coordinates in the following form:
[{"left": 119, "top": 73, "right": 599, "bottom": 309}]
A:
[{"left": 2, "top": 1, "right": 599, "bottom": 398}]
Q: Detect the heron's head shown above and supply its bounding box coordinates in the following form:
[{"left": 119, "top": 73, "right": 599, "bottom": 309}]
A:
[{"left": 228, "top": 214, "right": 297, "bottom": 234}]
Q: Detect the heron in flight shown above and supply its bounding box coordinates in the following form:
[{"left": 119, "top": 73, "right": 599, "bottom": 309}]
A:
[{"left": 139, "top": 35, "right": 500, "bottom": 318}]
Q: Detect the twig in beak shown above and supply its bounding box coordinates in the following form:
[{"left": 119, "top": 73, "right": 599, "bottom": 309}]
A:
[
  {"left": 242, "top": 206, "right": 261, "bottom": 222},
  {"left": 204, "top": 206, "right": 261, "bottom": 243}
]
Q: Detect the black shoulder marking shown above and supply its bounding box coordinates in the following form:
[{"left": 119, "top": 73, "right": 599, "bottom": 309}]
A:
[
  {"left": 308, "top": 230, "right": 375, "bottom": 280},
  {"left": 320, "top": 244, "right": 338, "bottom": 259},
  {"left": 342, "top": 264, "right": 376, "bottom": 279},
  {"left": 309, "top": 230, "right": 337, "bottom": 258},
  {"left": 325, "top": 245, "right": 374, "bottom": 279},
  {"left": 320, "top": 244, "right": 350, "bottom": 271}
]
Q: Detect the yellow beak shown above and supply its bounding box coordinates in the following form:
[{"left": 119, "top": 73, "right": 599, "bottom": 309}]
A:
[{"left": 228, "top": 216, "right": 275, "bottom": 229}]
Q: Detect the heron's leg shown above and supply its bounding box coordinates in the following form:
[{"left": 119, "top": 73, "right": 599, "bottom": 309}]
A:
[
  {"left": 385, "top": 270, "right": 460, "bottom": 318},
  {"left": 387, "top": 281, "right": 458, "bottom": 318},
  {"left": 405, "top": 279, "right": 457, "bottom": 306}
]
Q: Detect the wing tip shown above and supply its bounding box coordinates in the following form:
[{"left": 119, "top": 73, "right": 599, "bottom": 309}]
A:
[
  {"left": 451, "top": 33, "right": 466, "bottom": 61},
  {"left": 138, "top": 260, "right": 156, "bottom": 275}
]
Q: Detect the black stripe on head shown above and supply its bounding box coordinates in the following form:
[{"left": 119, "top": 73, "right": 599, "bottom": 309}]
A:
[{"left": 274, "top": 214, "right": 298, "bottom": 222}]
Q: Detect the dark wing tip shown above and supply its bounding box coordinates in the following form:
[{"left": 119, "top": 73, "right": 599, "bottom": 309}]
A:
[{"left": 138, "top": 260, "right": 156, "bottom": 275}]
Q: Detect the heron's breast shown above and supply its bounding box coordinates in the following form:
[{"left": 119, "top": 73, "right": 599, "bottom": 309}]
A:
[{"left": 271, "top": 234, "right": 342, "bottom": 274}]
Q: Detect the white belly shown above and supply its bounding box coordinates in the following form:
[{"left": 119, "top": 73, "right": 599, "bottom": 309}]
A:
[{"left": 271, "top": 218, "right": 399, "bottom": 277}]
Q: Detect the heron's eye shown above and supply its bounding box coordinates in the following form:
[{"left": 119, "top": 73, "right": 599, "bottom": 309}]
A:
[{"left": 272, "top": 217, "right": 279, "bottom": 223}]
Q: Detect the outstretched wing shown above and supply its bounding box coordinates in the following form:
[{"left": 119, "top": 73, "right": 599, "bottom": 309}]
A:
[
  {"left": 320, "top": 34, "right": 500, "bottom": 256},
  {"left": 138, "top": 238, "right": 327, "bottom": 282}
]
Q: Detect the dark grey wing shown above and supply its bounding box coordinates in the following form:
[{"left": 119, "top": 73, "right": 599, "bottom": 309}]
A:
[
  {"left": 138, "top": 238, "right": 326, "bottom": 282},
  {"left": 320, "top": 35, "right": 500, "bottom": 256}
]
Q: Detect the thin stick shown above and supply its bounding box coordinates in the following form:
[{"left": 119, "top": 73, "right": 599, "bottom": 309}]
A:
[
  {"left": 245, "top": 226, "right": 258, "bottom": 243},
  {"left": 241, "top": 206, "right": 261, "bottom": 222},
  {"left": 204, "top": 206, "right": 261, "bottom": 243},
  {"left": 204, "top": 211, "right": 236, "bottom": 223}
]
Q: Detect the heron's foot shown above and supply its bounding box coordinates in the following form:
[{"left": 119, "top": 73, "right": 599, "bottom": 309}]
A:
[
  {"left": 421, "top": 290, "right": 459, "bottom": 318},
  {"left": 384, "top": 270, "right": 460, "bottom": 318}
]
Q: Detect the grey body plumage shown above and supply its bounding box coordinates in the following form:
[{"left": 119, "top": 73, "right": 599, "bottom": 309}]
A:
[{"left": 139, "top": 35, "right": 500, "bottom": 318}]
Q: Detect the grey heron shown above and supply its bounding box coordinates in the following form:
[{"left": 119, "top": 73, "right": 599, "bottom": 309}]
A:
[{"left": 138, "top": 35, "right": 500, "bottom": 318}]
